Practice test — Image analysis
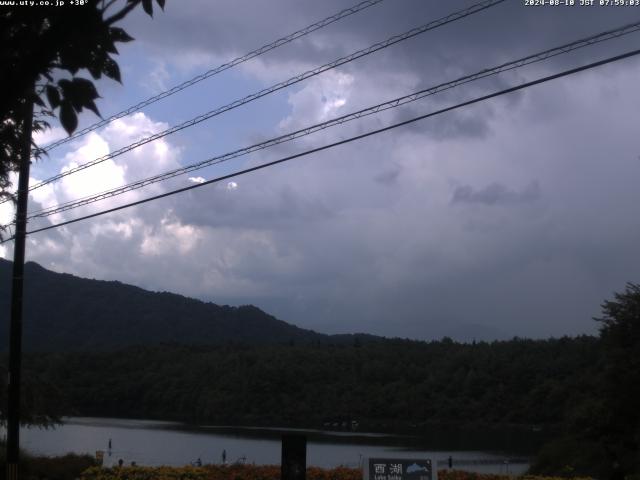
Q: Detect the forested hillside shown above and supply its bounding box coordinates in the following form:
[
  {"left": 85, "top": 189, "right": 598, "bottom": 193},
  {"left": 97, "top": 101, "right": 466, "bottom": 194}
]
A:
[
  {"left": 0, "top": 259, "right": 377, "bottom": 351},
  {"left": 20, "top": 336, "right": 600, "bottom": 430}
]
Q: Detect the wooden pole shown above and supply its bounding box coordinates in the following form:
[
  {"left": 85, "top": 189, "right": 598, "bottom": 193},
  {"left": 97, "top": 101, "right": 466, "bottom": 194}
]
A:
[{"left": 6, "top": 89, "right": 34, "bottom": 480}]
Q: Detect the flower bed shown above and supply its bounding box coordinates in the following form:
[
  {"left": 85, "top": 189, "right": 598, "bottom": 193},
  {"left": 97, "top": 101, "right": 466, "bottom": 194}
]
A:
[
  {"left": 438, "top": 471, "right": 593, "bottom": 480},
  {"left": 80, "top": 465, "right": 362, "bottom": 480},
  {"left": 80, "top": 465, "right": 594, "bottom": 480}
]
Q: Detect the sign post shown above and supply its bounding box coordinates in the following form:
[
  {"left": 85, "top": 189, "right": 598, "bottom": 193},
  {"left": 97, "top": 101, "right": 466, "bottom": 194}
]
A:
[{"left": 282, "top": 434, "right": 306, "bottom": 480}]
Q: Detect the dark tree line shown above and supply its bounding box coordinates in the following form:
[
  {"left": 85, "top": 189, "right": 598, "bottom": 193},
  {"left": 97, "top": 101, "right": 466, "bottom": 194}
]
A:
[{"left": 17, "top": 336, "right": 601, "bottom": 429}]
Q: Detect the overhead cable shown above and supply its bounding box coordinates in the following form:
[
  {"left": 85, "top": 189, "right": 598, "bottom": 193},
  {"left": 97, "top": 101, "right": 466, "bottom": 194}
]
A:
[
  {"left": 25, "top": 20, "right": 640, "bottom": 220},
  {"left": 5, "top": 47, "right": 637, "bottom": 242},
  {"left": 41, "top": 0, "right": 388, "bottom": 152},
  {"left": 24, "top": 0, "right": 505, "bottom": 194}
]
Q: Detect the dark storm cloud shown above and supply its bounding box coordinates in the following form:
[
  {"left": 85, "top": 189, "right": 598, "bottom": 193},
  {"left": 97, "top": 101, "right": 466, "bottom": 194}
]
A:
[
  {"left": 398, "top": 102, "right": 495, "bottom": 140},
  {"left": 373, "top": 166, "right": 401, "bottom": 185},
  {"left": 13, "top": 0, "right": 640, "bottom": 343},
  {"left": 451, "top": 180, "right": 541, "bottom": 206},
  {"left": 123, "top": 0, "right": 639, "bottom": 83},
  {"left": 173, "top": 179, "right": 335, "bottom": 230},
  {"left": 120, "top": 0, "right": 639, "bottom": 145}
]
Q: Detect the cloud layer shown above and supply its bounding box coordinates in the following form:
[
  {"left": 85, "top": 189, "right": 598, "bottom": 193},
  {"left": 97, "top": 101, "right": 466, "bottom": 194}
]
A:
[{"left": 3, "top": 0, "right": 640, "bottom": 341}]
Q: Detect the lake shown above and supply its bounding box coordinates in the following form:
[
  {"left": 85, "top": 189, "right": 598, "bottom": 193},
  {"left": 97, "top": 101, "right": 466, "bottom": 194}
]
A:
[{"left": 18, "top": 417, "right": 531, "bottom": 474}]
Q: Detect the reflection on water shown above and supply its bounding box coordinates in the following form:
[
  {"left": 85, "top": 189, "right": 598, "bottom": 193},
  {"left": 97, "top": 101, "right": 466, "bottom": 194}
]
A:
[{"left": 19, "top": 417, "right": 530, "bottom": 473}]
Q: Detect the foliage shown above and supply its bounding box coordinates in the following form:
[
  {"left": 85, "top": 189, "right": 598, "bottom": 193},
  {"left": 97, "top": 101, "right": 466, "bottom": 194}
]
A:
[
  {"left": 528, "top": 437, "right": 609, "bottom": 478},
  {"left": 0, "top": 0, "right": 166, "bottom": 423},
  {"left": 79, "top": 466, "right": 597, "bottom": 480},
  {"left": 0, "top": 362, "right": 64, "bottom": 427},
  {"left": 532, "top": 283, "right": 640, "bottom": 478},
  {"left": 79, "top": 465, "right": 362, "bottom": 480},
  {"left": 594, "top": 282, "right": 640, "bottom": 474},
  {"left": 20, "top": 453, "right": 99, "bottom": 480},
  {"left": 0, "top": 441, "right": 98, "bottom": 480},
  {"left": 438, "top": 472, "right": 593, "bottom": 480},
  {"left": 9, "top": 336, "right": 601, "bottom": 434},
  {"left": 81, "top": 465, "right": 210, "bottom": 480},
  {"left": 0, "top": 0, "right": 165, "bottom": 218}
]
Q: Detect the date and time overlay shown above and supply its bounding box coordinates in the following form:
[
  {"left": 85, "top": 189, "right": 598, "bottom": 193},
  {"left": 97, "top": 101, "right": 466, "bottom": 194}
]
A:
[{"left": 2, "top": 0, "right": 640, "bottom": 8}]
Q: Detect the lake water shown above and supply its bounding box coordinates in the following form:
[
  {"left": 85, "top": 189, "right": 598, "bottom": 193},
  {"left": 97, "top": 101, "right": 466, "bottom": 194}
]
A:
[{"left": 18, "top": 417, "right": 530, "bottom": 474}]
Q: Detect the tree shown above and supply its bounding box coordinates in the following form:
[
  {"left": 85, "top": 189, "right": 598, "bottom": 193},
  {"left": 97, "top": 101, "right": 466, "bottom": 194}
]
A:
[
  {"left": 0, "top": 0, "right": 165, "bottom": 212},
  {"left": 528, "top": 286, "right": 640, "bottom": 478},
  {"left": 2, "top": 2, "right": 167, "bottom": 476},
  {"left": 595, "top": 282, "right": 640, "bottom": 474},
  {"left": 0, "top": 0, "right": 166, "bottom": 427}
]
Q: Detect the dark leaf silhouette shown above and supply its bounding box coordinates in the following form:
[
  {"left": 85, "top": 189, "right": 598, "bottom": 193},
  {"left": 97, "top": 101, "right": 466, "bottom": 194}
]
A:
[
  {"left": 58, "top": 78, "right": 100, "bottom": 113},
  {"left": 102, "top": 57, "right": 122, "bottom": 83},
  {"left": 110, "top": 27, "right": 135, "bottom": 43},
  {"left": 45, "top": 85, "right": 61, "bottom": 109},
  {"left": 86, "top": 55, "right": 105, "bottom": 79},
  {"left": 84, "top": 99, "right": 101, "bottom": 117},
  {"left": 142, "top": 0, "right": 153, "bottom": 16},
  {"left": 59, "top": 102, "right": 78, "bottom": 135}
]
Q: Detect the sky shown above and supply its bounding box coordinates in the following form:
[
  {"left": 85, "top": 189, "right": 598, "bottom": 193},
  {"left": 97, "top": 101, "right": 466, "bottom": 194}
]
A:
[{"left": 2, "top": 0, "right": 640, "bottom": 341}]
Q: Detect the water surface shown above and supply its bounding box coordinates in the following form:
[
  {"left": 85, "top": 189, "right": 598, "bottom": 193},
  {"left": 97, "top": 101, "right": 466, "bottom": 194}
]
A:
[{"left": 20, "top": 417, "right": 529, "bottom": 474}]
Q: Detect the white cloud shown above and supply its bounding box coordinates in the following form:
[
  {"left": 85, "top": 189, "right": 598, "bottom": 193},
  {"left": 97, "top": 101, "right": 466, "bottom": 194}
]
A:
[
  {"left": 22, "top": 112, "right": 186, "bottom": 269},
  {"left": 58, "top": 132, "right": 124, "bottom": 201},
  {"left": 140, "top": 215, "right": 201, "bottom": 256}
]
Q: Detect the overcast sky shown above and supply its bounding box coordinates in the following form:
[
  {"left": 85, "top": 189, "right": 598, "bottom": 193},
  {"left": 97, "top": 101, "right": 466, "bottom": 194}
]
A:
[{"left": 2, "top": 0, "right": 640, "bottom": 341}]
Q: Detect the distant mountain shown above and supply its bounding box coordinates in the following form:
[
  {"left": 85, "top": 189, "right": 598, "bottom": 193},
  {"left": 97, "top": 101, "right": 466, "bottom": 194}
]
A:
[{"left": 0, "top": 259, "right": 377, "bottom": 352}]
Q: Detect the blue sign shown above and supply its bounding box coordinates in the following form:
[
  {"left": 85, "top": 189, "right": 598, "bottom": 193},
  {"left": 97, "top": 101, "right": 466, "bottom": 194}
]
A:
[{"left": 368, "top": 458, "right": 433, "bottom": 480}]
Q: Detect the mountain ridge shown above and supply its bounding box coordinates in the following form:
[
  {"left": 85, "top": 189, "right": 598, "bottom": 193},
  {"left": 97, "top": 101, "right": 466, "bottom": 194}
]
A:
[{"left": 0, "top": 258, "right": 379, "bottom": 352}]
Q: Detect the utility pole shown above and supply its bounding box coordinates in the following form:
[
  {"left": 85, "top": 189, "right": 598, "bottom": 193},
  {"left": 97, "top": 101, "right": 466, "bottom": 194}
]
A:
[{"left": 6, "top": 89, "right": 34, "bottom": 480}]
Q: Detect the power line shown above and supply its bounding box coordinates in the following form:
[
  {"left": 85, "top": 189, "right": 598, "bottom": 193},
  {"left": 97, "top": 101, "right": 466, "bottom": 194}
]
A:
[
  {"left": 23, "top": 20, "right": 640, "bottom": 221},
  {"left": 29, "top": 0, "right": 504, "bottom": 191},
  {"left": 40, "top": 0, "right": 387, "bottom": 152},
  {"left": 24, "top": 0, "right": 505, "bottom": 194},
  {"left": 6, "top": 47, "right": 637, "bottom": 243}
]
